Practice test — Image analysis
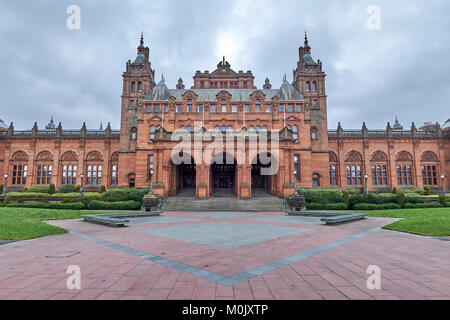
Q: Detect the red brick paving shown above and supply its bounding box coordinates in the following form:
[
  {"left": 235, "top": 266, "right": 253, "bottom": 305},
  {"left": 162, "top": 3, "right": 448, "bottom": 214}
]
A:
[{"left": 0, "top": 211, "right": 449, "bottom": 300}]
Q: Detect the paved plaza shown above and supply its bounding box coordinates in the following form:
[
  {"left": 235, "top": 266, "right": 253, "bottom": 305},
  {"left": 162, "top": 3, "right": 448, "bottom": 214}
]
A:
[{"left": 0, "top": 211, "right": 449, "bottom": 300}]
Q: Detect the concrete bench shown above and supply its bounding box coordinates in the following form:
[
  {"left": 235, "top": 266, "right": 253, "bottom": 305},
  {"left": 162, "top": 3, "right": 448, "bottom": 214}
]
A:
[{"left": 320, "top": 213, "right": 368, "bottom": 225}]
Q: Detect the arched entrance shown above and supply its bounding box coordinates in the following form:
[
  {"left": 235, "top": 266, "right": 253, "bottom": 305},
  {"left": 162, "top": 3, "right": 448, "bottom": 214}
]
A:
[
  {"left": 171, "top": 153, "right": 196, "bottom": 197},
  {"left": 210, "top": 152, "right": 236, "bottom": 197},
  {"left": 251, "top": 153, "right": 276, "bottom": 197}
]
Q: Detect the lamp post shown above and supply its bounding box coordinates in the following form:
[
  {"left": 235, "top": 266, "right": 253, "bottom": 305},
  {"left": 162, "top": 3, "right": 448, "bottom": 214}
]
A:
[
  {"left": 442, "top": 174, "right": 446, "bottom": 197},
  {"left": 2, "top": 173, "right": 8, "bottom": 196},
  {"left": 79, "top": 173, "right": 84, "bottom": 196},
  {"left": 149, "top": 169, "right": 154, "bottom": 194},
  {"left": 364, "top": 174, "right": 369, "bottom": 196},
  {"left": 293, "top": 169, "right": 298, "bottom": 194}
]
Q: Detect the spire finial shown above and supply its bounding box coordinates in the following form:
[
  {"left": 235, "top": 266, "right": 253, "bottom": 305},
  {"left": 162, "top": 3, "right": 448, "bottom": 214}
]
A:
[
  {"left": 140, "top": 31, "right": 144, "bottom": 45},
  {"left": 304, "top": 30, "right": 308, "bottom": 45}
]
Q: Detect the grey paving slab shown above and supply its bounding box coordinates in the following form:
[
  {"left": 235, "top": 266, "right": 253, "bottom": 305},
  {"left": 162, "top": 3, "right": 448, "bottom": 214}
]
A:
[
  {"left": 140, "top": 222, "right": 311, "bottom": 249},
  {"left": 125, "top": 216, "right": 197, "bottom": 226},
  {"left": 250, "top": 215, "right": 324, "bottom": 225},
  {"left": 188, "top": 212, "right": 262, "bottom": 218}
]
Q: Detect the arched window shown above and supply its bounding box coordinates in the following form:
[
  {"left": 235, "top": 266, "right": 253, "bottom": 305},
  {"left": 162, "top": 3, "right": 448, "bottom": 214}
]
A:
[
  {"left": 329, "top": 152, "right": 338, "bottom": 186},
  {"left": 311, "top": 127, "right": 318, "bottom": 140},
  {"left": 345, "top": 150, "right": 364, "bottom": 186},
  {"left": 287, "top": 125, "right": 292, "bottom": 130},
  {"left": 312, "top": 81, "right": 317, "bottom": 92},
  {"left": 111, "top": 152, "right": 119, "bottom": 186},
  {"left": 131, "top": 81, "right": 136, "bottom": 92},
  {"left": 61, "top": 151, "right": 78, "bottom": 185},
  {"left": 138, "top": 81, "right": 142, "bottom": 92},
  {"left": 421, "top": 151, "right": 439, "bottom": 186},
  {"left": 215, "top": 125, "right": 220, "bottom": 132},
  {"left": 262, "top": 125, "right": 268, "bottom": 131},
  {"left": 396, "top": 151, "right": 413, "bottom": 186},
  {"left": 256, "top": 125, "right": 260, "bottom": 132},
  {"left": 306, "top": 81, "right": 311, "bottom": 92},
  {"left": 36, "top": 151, "right": 54, "bottom": 185},
  {"left": 371, "top": 151, "right": 388, "bottom": 185},
  {"left": 227, "top": 126, "right": 233, "bottom": 132},
  {"left": 10, "top": 151, "right": 28, "bottom": 185},
  {"left": 249, "top": 126, "right": 255, "bottom": 132},
  {"left": 85, "top": 151, "right": 104, "bottom": 185},
  {"left": 187, "top": 125, "right": 192, "bottom": 132},
  {"left": 221, "top": 125, "right": 226, "bottom": 132}
]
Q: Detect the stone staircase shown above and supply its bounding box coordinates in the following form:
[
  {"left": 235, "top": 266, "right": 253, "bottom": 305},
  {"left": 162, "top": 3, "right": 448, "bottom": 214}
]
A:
[{"left": 162, "top": 188, "right": 283, "bottom": 212}]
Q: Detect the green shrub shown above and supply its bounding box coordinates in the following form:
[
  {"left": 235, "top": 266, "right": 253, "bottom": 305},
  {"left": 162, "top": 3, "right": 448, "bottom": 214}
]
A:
[
  {"left": 399, "top": 187, "right": 424, "bottom": 194},
  {"left": 24, "top": 185, "right": 50, "bottom": 193},
  {"left": 392, "top": 187, "right": 397, "bottom": 194},
  {"left": 397, "top": 192, "right": 405, "bottom": 209},
  {"left": 47, "top": 202, "right": 86, "bottom": 210},
  {"left": 75, "top": 185, "right": 81, "bottom": 193},
  {"left": 373, "top": 186, "right": 392, "bottom": 194},
  {"left": 6, "top": 201, "right": 49, "bottom": 208},
  {"left": 87, "top": 200, "right": 141, "bottom": 210},
  {"left": 48, "top": 183, "right": 56, "bottom": 195},
  {"left": 404, "top": 202, "right": 443, "bottom": 209},
  {"left": 342, "top": 190, "right": 349, "bottom": 209},
  {"left": 99, "top": 188, "right": 148, "bottom": 202},
  {"left": 360, "top": 186, "right": 365, "bottom": 195},
  {"left": 57, "top": 184, "right": 78, "bottom": 194},
  {"left": 438, "top": 195, "right": 446, "bottom": 206},
  {"left": 353, "top": 203, "right": 401, "bottom": 210},
  {"left": 423, "top": 186, "right": 430, "bottom": 196},
  {"left": 100, "top": 185, "right": 106, "bottom": 194},
  {"left": 4, "top": 196, "right": 10, "bottom": 205},
  {"left": 349, "top": 194, "right": 398, "bottom": 208},
  {"left": 444, "top": 202, "right": 450, "bottom": 208},
  {"left": 307, "top": 202, "right": 348, "bottom": 210},
  {"left": 0, "top": 184, "right": 3, "bottom": 194},
  {"left": 298, "top": 188, "right": 344, "bottom": 205}
]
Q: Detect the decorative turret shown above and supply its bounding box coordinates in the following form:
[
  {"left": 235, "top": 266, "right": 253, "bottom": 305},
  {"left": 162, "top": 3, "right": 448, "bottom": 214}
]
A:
[
  {"left": 393, "top": 116, "right": 403, "bottom": 130},
  {"left": 45, "top": 116, "right": 56, "bottom": 130},
  {"left": 105, "top": 122, "right": 112, "bottom": 136},
  {"left": 386, "top": 122, "right": 393, "bottom": 136},
  {"left": 411, "top": 122, "right": 417, "bottom": 137},
  {"left": 362, "top": 122, "right": 369, "bottom": 137},
  {"left": 56, "top": 122, "right": 62, "bottom": 136},
  {"left": 263, "top": 77, "right": 272, "bottom": 89},
  {"left": 7, "top": 122, "right": 14, "bottom": 136},
  {"left": 176, "top": 77, "right": 185, "bottom": 89},
  {"left": 337, "top": 122, "right": 343, "bottom": 137},
  {"left": 32, "top": 122, "right": 38, "bottom": 136},
  {"left": 81, "top": 122, "right": 87, "bottom": 137}
]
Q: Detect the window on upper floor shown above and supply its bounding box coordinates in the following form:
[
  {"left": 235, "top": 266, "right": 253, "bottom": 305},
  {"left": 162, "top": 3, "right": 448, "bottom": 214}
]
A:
[
  {"left": 154, "top": 104, "right": 160, "bottom": 113},
  {"left": 311, "top": 128, "right": 317, "bottom": 140},
  {"left": 210, "top": 104, "right": 216, "bottom": 113},
  {"left": 243, "top": 82, "right": 247, "bottom": 89},
  {"left": 221, "top": 99, "right": 227, "bottom": 113},
  {"left": 138, "top": 81, "right": 142, "bottom": 92},
  {"left": 296, "top": 104, "right": 302, "bottom": 112},
  {"left": 313, "top": 100, "right": 318, "bottom": 106},
  {"left": 187, "top": 99, "right": 193, "bottom": 112},
  {"left": 292, "top": 125, "right": 298, "bottom": 140},
  {"left": 177, "top": 104, "right": 182, "bottom": 113},
  {"left": 227, "top": 125, "right": 233, "bottom": 132},
  {"left": 249, "top": 125, "right": 255, "bottom": 132},
  {"left": 280, "top": 104, "right": 285, "bottom": 112},
  {"left": 312, "top": 81, "right": 317, "bottom": 92},
  {"left": 131, "top": 82, "right": 136, "bottom": 92},
  {"left": 198, "top": 104, "right": 204, "bottom": 113},
  {"left": 306, "top": 81, "right": 311, "bottom": 92},
  {"left": 146, "top": 104, "right": 151, "bottom": 113},
  {"left": 288, "top": 104, "right": 294, "bottom": 112},
  {"left": 130, "top": 100, "right": 135, "bottom": 107},
  {"left": 255, "top": 100, "right": 261, "bottom": 112},
  {"left": 150, "top": 125, "right": 156, "bottom": 140},
  {"left": 256, "top": 125, "right": 260, "bottom": 133},
  {"left": 262, "top": 125, "right": 268, "bottom": 131},
  {"left": 232, "top": 105, "right": 237, "bottom": 113},
  {"left": 215, "top": 125, "right": 220, "bottom": 132},
  {"left": 163, "top": 104, "right": 168, "bottom": 113},
  {"left": 244, "top": 104, "right": 250, "bottom": 113},
  {"left": 266, "top": 104, "right": 271, "bottom": 113},
  {"left": 200, "top": 81, "right": 204, "bottom": 88},
  {"left": 187, "top": 125, "right": 192, "bottom": 132}
]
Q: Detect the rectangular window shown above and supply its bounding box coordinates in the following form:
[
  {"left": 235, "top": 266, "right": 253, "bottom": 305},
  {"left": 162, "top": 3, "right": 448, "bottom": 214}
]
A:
[
  {"left": 210, "top": 104, "right": 216, "bottom": 113},
  {"left": 146, "top": 104, "right": 152, "bottom": 113},
  {"left": 154, "top": 104, "right": 160, "bottom": 113},
  {"left": 176, "top": 104, "right": 182, "bottom": 113},
  {"left": 244, "top": 104, "right": 250, "bottom": 113},
  {"left": 222, "top": 104, "right": 227, "bottom": 113},
  {"left": 266, "top": 104, "right": 271, "bottom": 113},
  {"left": 36, "top": 165, "right": 52, "bottom": 185},
  {"left": 243, "top": 82, "right": 247, "bottom": 88},
  {"left": 111, "top": 165, "right": 118, "bottom": 185},
  {"left": 163, "top": 104, "right": 168, "bottom": 113},
  {"left": 293, "top": 155, "right": 301, "bottom": 182},
  {"left": 232, "top": 105, "right": 237, "bottom": 113},
  {"left": 372, "top": 165, "right": 387, "bottom": 185},
  {"left": 255, "top": 103, "right": 261, "bottom": 112},
  {"left": 280, "top": 104, "right": 285, "bottom": 112},
  {"left": 12, "top": 165, "right": 27, "bottom": 185},
  {"left": 397, "top": 165, "right": 412, "bottom": 186},
  {"left": 62, "top": 165, "right": 77, "bottom": 185},
  {"left": 87, "top": 165, "right": 102, "bottom": 185},
  {"left": 422, "top": 165, "right": 438, "bottom": 186},
  {"left": 296, "top": 104, "right": 302, "bottom": 112},
  {"left": 198, "top": 104, "right": 203, "bottom": 113},
  {"left": 329, "top": 165, "right": 337, "bottom": 185},
  {"left": 148, "top": 155, "right": 154, "bottom": 180},
  {"left": 288, "top": 104, "right": 294, "bottom": 112},
  {"left": 346, "top": 165, "right": 362, "bottom": 185}
]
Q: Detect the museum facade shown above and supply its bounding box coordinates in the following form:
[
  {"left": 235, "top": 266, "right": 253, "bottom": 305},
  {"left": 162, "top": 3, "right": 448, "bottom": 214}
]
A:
[{"left": 0, "top": 34, "right": 449, "bottom": 198}]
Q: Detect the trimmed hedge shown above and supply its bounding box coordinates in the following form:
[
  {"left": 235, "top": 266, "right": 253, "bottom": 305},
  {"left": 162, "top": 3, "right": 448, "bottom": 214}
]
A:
[
  {"left": 24, "top": 186, "right": 51, "bottom": 193},
  {"left": 298, "top": 188, "right": 344, "bottom": 204},
  {"left": 6, "top": 202, "right": 86, "bottom": 210},
  {"left": 349, "top": 194, "right": 398, "bottom": 207},
  {"left": 87, "top": 200, "right": 141, "bottom": 210},
  {"left": 57, "top": 184, "right": 80, "bottom": 194},
  {"left": 99, "top": 188, "right": 148, "bottom": 202},
  {"left": 306, "top": 202, "right": 348, "bottom": 210},
  {"left": 353, "top": 203, "right": 401, "bottom": 210},
  {"left": 404, "top": 203, "right": 444, "bottom": 209}
]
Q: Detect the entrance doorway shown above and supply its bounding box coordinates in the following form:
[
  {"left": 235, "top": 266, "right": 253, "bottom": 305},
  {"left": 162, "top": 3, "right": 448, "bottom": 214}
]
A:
[
  {"left": 211, "top": 153, "right": 236, "bottom": 196},
  {"left": 171, "top": 154, "right": 196, "bottom": 196},
  {"left": 251, "top": 153, "right": 275, "bottom": 197}
]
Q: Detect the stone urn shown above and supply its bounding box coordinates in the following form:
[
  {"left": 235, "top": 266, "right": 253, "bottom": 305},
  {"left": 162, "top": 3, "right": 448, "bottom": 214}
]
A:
[
  {"left": 286, "top": 191, "right": 306, "bottom": 211},
  {"left": 141, "top": 192, "right": 160, "bottom": 212}
]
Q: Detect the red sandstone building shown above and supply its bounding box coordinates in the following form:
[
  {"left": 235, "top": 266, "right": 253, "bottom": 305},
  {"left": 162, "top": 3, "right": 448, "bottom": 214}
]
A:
[{"left": 1, "top": 34, "right": 449, "bottom": 197}]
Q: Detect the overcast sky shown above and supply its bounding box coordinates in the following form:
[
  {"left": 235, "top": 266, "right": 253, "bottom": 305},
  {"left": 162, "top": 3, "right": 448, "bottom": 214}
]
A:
[{"left": 0, "top": 0, "right": 449, "bottom": 130}]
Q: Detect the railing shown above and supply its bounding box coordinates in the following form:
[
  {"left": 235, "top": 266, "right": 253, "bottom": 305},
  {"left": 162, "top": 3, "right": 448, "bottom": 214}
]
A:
[
  {"left": 0, "top": 129, "right": 120, "bottom": 138},
  {"left": 328, "top": 130, "right": 441, "bottom": 138}
]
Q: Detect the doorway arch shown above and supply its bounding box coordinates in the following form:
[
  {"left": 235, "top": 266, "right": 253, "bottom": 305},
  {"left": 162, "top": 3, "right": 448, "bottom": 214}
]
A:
[
  {"left": 170, "top": 153, "right": 196, "bottom": 197},
  {"left": 210, "top": 152, "right": 236, "bottom": 197}
]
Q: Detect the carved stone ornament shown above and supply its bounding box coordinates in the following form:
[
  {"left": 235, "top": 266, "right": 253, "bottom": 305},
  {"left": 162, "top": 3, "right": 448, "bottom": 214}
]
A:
[{"left": 61, "top": 151, "right": 78, "bottom": 162}]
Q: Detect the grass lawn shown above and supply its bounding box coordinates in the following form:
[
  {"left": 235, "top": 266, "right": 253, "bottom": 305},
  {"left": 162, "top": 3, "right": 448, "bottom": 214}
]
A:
[
  {"left": 0, "top": 207, "right": 112, "bottom": 240},
  {"left": 361, "top": 208, "right": 450, "bottom": 237}
]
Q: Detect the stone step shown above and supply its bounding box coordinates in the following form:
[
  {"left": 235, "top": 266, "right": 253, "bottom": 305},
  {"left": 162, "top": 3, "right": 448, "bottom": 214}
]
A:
[{"left": 162, "top": 196, "right": 283, "bottom": 212}]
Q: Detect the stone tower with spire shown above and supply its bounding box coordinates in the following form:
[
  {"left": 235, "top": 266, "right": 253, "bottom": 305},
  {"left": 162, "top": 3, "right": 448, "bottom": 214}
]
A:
[{"left": 120, "top": 32, "right": 156, "bottom": 153}]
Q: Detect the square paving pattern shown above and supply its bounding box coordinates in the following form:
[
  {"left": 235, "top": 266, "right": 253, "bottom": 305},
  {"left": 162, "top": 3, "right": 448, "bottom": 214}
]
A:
[
  {"left": 140, "top": 222, "right": 311, "bottom": 249},
  {"left": 1, "top": 211, "right": 449, "bottom": 300}
]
